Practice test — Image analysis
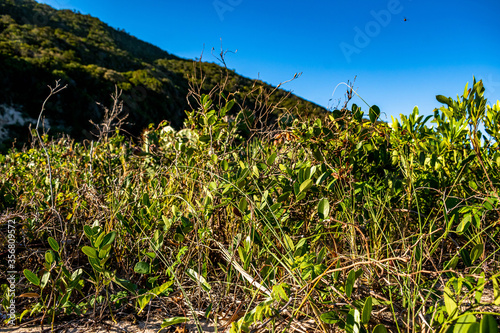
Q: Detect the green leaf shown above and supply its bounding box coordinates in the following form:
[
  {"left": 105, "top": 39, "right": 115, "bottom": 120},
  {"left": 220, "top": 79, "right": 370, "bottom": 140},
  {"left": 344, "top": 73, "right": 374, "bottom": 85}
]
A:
[
  {"left": 483, "top": 197, "right": 494, "bottom": 210},
  {"left": 221, "top": 159, "right": 229, "bottom": 171},
  {"left": 470, "top": 243, "right": 483, "bottom": 264},
  {"left": 353, "top": 104, "right": 364, "bottom": 122},
  {"left": 284, "top": 234, "right": 294, "bottom": 252},
  {"left": 94, "top": 231, "right": 105, "bottom": 249},
  {"left": 354, "top": 268, "right": 363, "bottom": 279},
  {"left": 113, "top": 276, "right": 137, "bottom": 292},
  {"left": 207, "top": 114, "right": 217, "bottom": 126},
  {"left": 332, "top": 260, "right": 341, "bottom": 282},
  {"left": 444, "top": 285, "right": 457, "bottom": 317},
  {"left": 479, "top": 315, "right": 498, "bottom": 333},
  {"left": 83, "top": 225, "right": 94, "bottom": 239},
  {"left": 493, "top": 276, "right": 500, "bottom": 305},
  {"left": 88, "top": 257, "right": 102, "bottom": 273},
  {"left": 275, "top": 192, "right": 289, "bottom": 204},
  {"left": 362, "top": 296, "right": 373, "bottom": 325},
  {"left": 372, "top": 325, "right": 388, "bottom": 333},
  {"left": 454, "top": 314, "right": 476, "bottom": 333},
  {"left": 316, "top": 171, "right": 331, "bottom": 185},
  {"left": 296, "top": 192, "right": 306, "bottom": 202},
  {"left": 293, "top": 182, "right": 301, "bottom": 196},
  {"left": 40, "top": 271, "right": 50, "bottom": 289},
  {"left": 134, "top": 261, "right": 150, "bottom": 274},
  {"left": 272, "top": 283, "right": 289, "bottom": 302},
  {"left": 101, "top": 231, "right": 116, "bottom": 248},
  {"left": 346, "top": 308, "right": 361, "bottom": 333},
  {"left": 320, "top": 311, "right": 341, "bottom": 324},
  {"left": 150, "top": 280, "right": 174, "bottom": 296},
  {"left": 369, "top": 105, "right": 380, "bottom": 123},
  {"left": 23, "top": 269, "right": 40, "bottom": 286},
  {"left": 204, "top": 302, "right": 213, "bottom": 319},
  {"left": 299, "top": 179, "right": 313, "bottom": 193},
  {"left": 99, "top": 244, "right": 112, "bottom": 259},
  {"left": 456, "top": 215, "right": 471, "bottom": 234},
  {"left": 252, "top": 165, "right": 259, "bottom": 177},
  {"left": 316, "top": 246, "right": 326, "bottom": 264},
  {"left": 202, "top": 94, "right": 210, "bottom": 107},
  {"left": 225, "top": 99, "right": 235, "bottom": 113},
  {"left": 142, "top": 192, "right": 150, "bottom": 207},
  {"left": 237, "top": 247, "right": 247, "bottom": 264},
  {"left": 48, "top": 237, "right": 59, "bottom": 252},
  {"left": 459, "top": 152, "right": 476, "bottom": 170},
  {"left": 173, "top": 233, "right": 185, "bottom": 243},
  {"left": 82, "top": 246, "right": 98, "bottom": 259},
  {"left": 463, "top": 82, "right": 469, "bottom": 97},
  {"left": 137, "top": 293, "right": 153, "bottom": 313},
  {"left": 445, "top": 256, "right": 459, "bottom": 270},
  {"left": 161, "top": 317, "right": 189, "bottom": 328},
  {"left": 238, "top": 197, "right": 248, "bottom": 213},
  {"left": 59, "top": 291, "right": 72, "bottom": 308},
  {"left": 476, "top": 272, "right": 486, "bottom": 304},
  {"left": 45, "top": 250, "right": 54, "bottom": 265},
  {"left": 255, "top": 303, "right": 265, "bottom": 321},
  {"left": 437, "top": 95, "right": 452, "bottom": 106},
  {"left": 317, "top": 198, "right": 330, "bottom": 220},
  {"left": 19, "top": 308, "right": 30, "bottom": 323},
  {"left": 71, "top": 268, "right": 83, "bottom": 282},
  {"left": 151, "top": 229, "right": 164, "bottom": 251},
  {"left": 267, "top": 152, "right": 277, "bottom": 165},
  {"left": 460, "top": 248, "right": 472, "bottom": 268},
  {"left": 100, "top": 256, "right": 110, "bottom": 268},
  {"left": 467, "top": 323, "right": 480, "bottom": 333},
  {"left": 346, "top": 269, "right": 356, "bottom": 298}
]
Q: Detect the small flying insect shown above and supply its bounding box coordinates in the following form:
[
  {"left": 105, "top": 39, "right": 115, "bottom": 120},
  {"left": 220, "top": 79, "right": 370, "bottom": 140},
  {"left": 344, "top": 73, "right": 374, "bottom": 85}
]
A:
[{"left": 403, "top": 17, "right": 407, "bottom": 21}]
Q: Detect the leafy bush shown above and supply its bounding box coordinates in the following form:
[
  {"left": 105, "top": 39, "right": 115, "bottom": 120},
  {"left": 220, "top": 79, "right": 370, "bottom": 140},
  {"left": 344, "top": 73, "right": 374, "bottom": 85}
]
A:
[{"left": 0, "top": 77, "right": 499, "bottom": 332}]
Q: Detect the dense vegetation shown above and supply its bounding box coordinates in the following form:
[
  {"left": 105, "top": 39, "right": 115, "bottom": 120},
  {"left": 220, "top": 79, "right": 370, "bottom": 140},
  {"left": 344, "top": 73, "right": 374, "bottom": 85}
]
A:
[
  {"left": 0, "top": 0, "right": 325, "bottom": 151},
  {"left": 1, "top": 71, "right": 499, "bottom": 332}
]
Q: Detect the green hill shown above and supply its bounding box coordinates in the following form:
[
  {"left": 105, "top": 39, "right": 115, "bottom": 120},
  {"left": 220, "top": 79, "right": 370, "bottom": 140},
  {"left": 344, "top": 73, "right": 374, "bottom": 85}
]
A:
[{"left": 0, "top": 0, "right": 326, "bottom": 148}]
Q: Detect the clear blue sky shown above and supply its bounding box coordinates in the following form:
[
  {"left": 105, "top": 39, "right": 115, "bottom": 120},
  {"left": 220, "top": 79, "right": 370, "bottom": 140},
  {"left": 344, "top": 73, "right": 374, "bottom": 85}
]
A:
[{"left": 35, "top": 0, "right": 500, "bottom": 122}]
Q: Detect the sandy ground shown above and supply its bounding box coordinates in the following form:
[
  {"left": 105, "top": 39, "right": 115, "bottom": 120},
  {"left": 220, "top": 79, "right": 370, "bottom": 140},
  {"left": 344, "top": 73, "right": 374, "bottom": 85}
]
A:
[
  {"left": 0, "top": 316, "right": 218, "bottom": 333},
  {"left": 1, "top": 285, "right": 498, "bottom": 332},
  {"left": 0, "top": 315, "right": 319, "bottom": 333}
]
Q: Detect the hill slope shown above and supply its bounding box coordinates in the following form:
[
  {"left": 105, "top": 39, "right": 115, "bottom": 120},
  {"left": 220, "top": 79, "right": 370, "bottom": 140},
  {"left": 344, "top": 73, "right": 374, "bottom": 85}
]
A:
[{"left": 0, "top": 0, "right": 326, "bottom": 147}]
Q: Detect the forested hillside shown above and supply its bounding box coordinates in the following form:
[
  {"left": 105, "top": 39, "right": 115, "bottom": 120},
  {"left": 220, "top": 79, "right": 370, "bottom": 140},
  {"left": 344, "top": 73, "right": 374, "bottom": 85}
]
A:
[{"left": 0, "top": 0, "right": 325, "bottom": 149}]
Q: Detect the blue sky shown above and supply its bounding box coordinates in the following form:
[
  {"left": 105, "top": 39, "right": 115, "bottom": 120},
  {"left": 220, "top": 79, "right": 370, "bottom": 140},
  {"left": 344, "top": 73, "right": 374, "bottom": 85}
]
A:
[{"left": 35, "top": 0, "right": 500, "bottom": 122}]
